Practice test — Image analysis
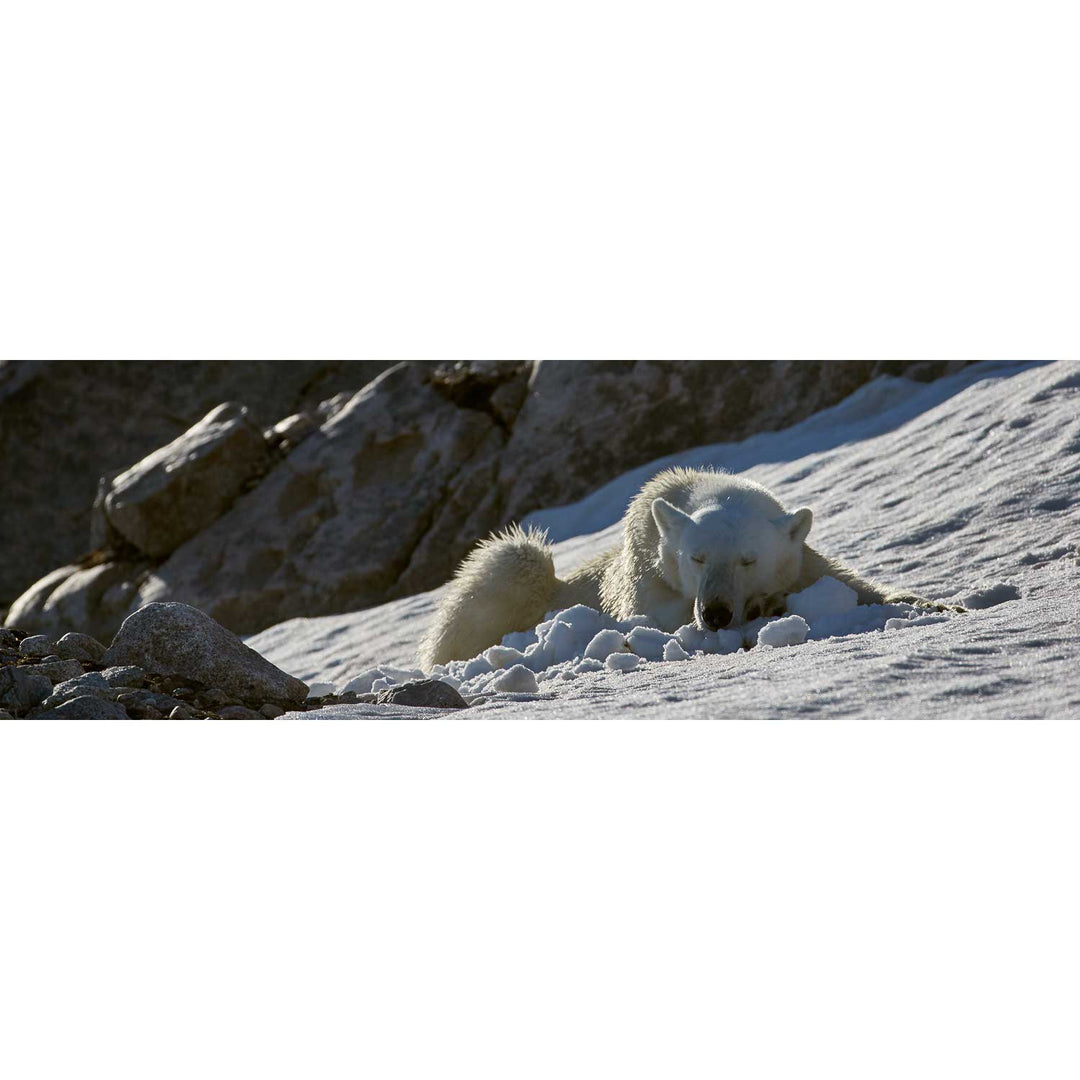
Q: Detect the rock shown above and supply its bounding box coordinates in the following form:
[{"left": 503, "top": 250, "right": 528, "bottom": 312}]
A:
[
  {"left": 4, "top": 560, "right": 147, "bottom": 644},
  {"left": 259, "top": 703, "right": 285, "bottom": 718},
  {"left": 19, "top": 634, "right": 56, "bottom": 657},
  {"left": 103, "top": 402, "right": 272, "bottom": 558},
  {"left": 0, "top": 628, "right": 21, "bottom": 650},
  {"left": 0, "top": 666, "right": 54, "bottom": 715},
  {"left": 55, "top": 632, "right": 106, "bottom": 663},
  {"left": 128, "top": 704, "right": 165, "bottom": 719},
  {"left": 218, "top": 705, "right": 263, "bottom": 719},
  {"left": 167, "top": 705, "right": 198, "bottom": 719},
  {"left": 375, "top": 679, "right": 470, "bottom": 709},
  {"left": 0, "top": 359, "right": 395, "bottom": 612},
  {"left": 100, "top": 665, "right": 146, "bottom": 688},
  {"left": 103, "top": 602, "right": 308, "bottom": 706},
  {"left": 269, "top": 412, "right": 318, "bottom": 447},
  {"left": 34, "top": 696, "right": 131, "bottom": 719},
  {"left": 0, "top": 709, "right": 15, "bottom": 720},
  {"left": 128, "top": 363, "right": 511, "bottom": 633},
  {"left": 43, "top": 673, "right": 120, "bottom": 708},
  {"left": 36, "top": 659, "right": 86, "bottom": 684}
]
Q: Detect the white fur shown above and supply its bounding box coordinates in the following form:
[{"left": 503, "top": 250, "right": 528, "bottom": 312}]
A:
[{"left": 418, "top": 467, "right": 926, "bottom": 669}]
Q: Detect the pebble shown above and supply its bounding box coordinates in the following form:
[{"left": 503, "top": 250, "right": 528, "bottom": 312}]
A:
[
  {"left": 167, "top": 705, "right": 198, "bottom": 719},
  {"left": 35, "top": 659, "right": 86, "bottom": 685},
  {"left": 19, "top": 635, "right": 56, "bottom": 658},
  {"left": 259, "top": 703, "right": 285, "bottom": 718},
  {"left": 0, "top": 709, "right": 15, "bottom": 720},
  {"left": 54, "top": 632, "right": 107, "bottom": 663},
  {"left": 218, "top": 705, "right": 263, "bottom": 719},
  {"left": 0, "top": 629, "right": 20, "bottom": 650},
  {"left": 35, "top": 696, "right": 131, "bottom": 719},
  {"left": 101, "top": 665, "right": 147, "bottom": 688}
]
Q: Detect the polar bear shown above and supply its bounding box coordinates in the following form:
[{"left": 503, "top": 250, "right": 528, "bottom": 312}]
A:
[{"left": 418, "top": 466, "right": 949, "bottom": 669}]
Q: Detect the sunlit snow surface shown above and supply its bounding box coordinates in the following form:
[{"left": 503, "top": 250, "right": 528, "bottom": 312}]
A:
[{"left": 246, "top": 361, "right": 1080, "bottom": 720}]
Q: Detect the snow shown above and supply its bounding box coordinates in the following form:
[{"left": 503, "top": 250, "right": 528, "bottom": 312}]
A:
[{"left": 244, "top": 360, "right": 1080, "bottom": 721}]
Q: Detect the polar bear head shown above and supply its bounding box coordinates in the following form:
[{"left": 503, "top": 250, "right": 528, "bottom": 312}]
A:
[{"left": 651, "top": 496, "right": 813, "bottom": 630}]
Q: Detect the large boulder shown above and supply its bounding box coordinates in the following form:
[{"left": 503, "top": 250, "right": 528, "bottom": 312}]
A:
[
  {"left": 104, "top": 402, "right": 270, "bottom": 557},
  {"left": 127, "top": 363, "right": 518, "bottom": 634},
  {"left": 4, "top": 558, "right": 147, "bottom": 644},
  {"left": 103, "top": 602, "right": 308, "bottom": 706}
]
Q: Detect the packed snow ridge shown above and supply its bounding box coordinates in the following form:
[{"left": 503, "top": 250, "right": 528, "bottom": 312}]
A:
[{"left": 331, "top": 576, "right": 975, "bottom": 701}]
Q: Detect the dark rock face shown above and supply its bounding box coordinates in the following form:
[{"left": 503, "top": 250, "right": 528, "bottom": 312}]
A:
[
  {"left": 34, "top": 696, "right": 131, "bottom": 719},
  {"left": 103, "top": 602, "right": 308, "bottom": 705},
  {"left": 3, "top": 359, "right": 971, "bottom": 639},
  {"left": 0, "top": 360, "right": 396, "bottom": 612}
]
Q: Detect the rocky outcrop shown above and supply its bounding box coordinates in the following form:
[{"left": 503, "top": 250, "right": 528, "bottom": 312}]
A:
[
  {"left": 0, "top": 360, "right": 396, "bottom": 612},
  {"left": 4, "top": 360, "right": 972, "bottom": 640}
]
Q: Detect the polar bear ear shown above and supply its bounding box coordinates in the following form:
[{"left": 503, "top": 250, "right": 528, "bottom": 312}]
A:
[
  {"left": 652, "top": 497, "right": 692, "bottom": 541},
  {"left": 779, "top": 507, "right": 813, "bottom": 544}
]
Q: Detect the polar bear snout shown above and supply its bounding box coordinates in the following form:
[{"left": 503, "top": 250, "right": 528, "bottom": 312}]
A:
[{"left": 700, "top": 600, "right": 734, "bottom": 631}]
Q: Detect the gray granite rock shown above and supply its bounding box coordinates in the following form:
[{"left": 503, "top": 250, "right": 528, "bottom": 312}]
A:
[
  {"left": 36, "top": 659, "right": 86, "bottom": 684},
  {"left": 259, "top": 703, "right": 285, "bottom": 718},
  {"left": 55, "top": 632, "right": 107, "bottom": 663},
  {"left": 375, "top": 679, "right": 470, "bottom": 709},
  {"left": 103, "top": 402, "right": 271, "bottom": 558},
  {"left": 43, "top": 672, "right": 119, "bottom": 708},
  {"left": 100, "top": 665, "right": 146, "bottom": 688},
  {"left": 103, "top": 602, "right": 308, "bottom": 705},
  {"left": 0, "top": 666, "right": 54, "bottom": 714},
  {"left": 35, "top": 695, "right": 131, "bottom": 719},
  {"left": 19, "top": 634, "right": 56, "bottom": 657}
]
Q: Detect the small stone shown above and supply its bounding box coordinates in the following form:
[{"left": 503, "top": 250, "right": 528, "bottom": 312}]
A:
[
  {"left": 54, "top": 632, "right": 107, "bottom": 663},
  {"left": 36, "top": 659, "right": 86, "bottom": 685},
  {"left": 167, "top": 705, "right": 198, "bottom": 719},
  {"left": 196, "top": 688, "right": 234, "bottom": 709},
  {"left": 35, "top": 695, "right": 131, "bottom": 719},
  {"left": 40, "top": 654, "right": 62, "bottom": 664},
  {"left": 171, "top": 687, "right": 196, "bottom": 700},
  {"left": 44, "top": 672, "right": 118, "bottom": 707},
  {"left": 0, "top": 709, "right": 16, "bottom": 720},
  {"left": 128, "top": 704, "right": 164, "bottom": 719},
  {"left": 100, "top": 665, "right": 146, "bottom": 688},
  {"left": 0, "top": 629, "right": 19, "bottom": 650},
  {"left": 374, "top": 679, "right": 470, "bottom": 710},
  {"left": 19, "top": 635, "right": 56, "bottom": 658},
  {"left": 218, "top": 705, "right": 262, "bottom": 719},
  {"left": 259, "top": 703, "right": 285, "bottom": 718}
]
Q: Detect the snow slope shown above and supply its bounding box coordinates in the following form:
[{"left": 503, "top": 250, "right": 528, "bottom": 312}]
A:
[{"left": 246, "top": 360, "right": 1080, "bottom": 720}]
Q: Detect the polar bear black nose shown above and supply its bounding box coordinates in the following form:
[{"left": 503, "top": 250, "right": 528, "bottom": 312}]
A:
[{"left": 702, "top": 602, "right": 733, "bottom": 630}]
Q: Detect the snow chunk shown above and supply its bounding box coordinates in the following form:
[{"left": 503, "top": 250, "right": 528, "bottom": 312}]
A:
[
  {"left": 757, "top": 615, "right": 810, "bottom": 648},
  {"left": 584, "top": 629, "right": 628, "bottom": 661},
  {"left": 786, "top": 576, "right": 858, "bottom": 620},
  {"left": 488, "top": 664, "right": 540, "bottom": 694},
  {"left": 483, "top": 645, "right": 526, "bottom": 669},
  {"left": 626, "top": 626, "right": 674, "bottom": 661},
  {"left": 306, "top": 682, "right": 336, "bottom": 698},
  {"left": 605, "top": 652, "right": 641, "bottom": 672},
  {"left": 663, "top": 638, "right": 690, "bottom": 661},
  {"left": 958, "top": 582, "right": 1021, "bottom": 609}
]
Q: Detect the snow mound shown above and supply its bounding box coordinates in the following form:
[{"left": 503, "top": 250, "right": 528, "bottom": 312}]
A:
[
  {"left": 958, "top": 582, "right": 1021, "bottom": 609},
  {"left": 324, "top": 577, "right": 957, "bottom": 699}
]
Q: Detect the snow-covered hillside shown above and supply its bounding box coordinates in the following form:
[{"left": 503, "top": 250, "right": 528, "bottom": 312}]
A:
[{"left": 247, "top": 361, "right": 1080, "bottom": 720}]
